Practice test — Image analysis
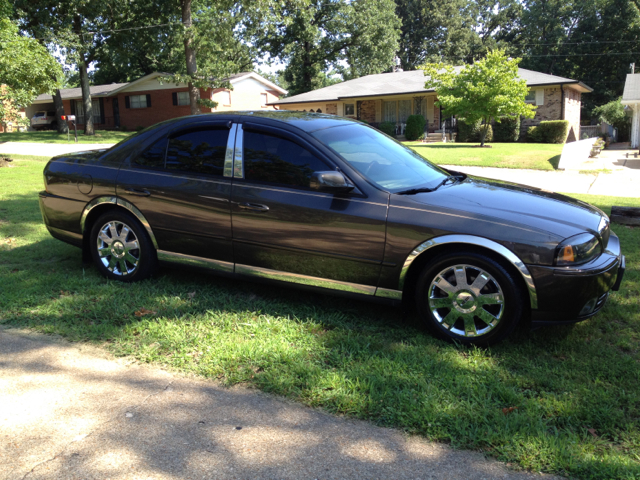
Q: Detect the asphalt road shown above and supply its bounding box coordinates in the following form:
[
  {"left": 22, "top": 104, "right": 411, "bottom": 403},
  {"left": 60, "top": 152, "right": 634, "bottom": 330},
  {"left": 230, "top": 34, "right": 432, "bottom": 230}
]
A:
[{"left": 0, "top": 328, "right": 561, "bottom": 480}]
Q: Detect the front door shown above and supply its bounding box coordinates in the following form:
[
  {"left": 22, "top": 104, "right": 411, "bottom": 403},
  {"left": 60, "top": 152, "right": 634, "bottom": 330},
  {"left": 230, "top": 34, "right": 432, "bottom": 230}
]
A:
[
  {"left": 112, "top": 98, "right": 120, "bottom": 128},
  {"left": 117, "top": 123, "right": 233, "bottom": 265},
  {"left": 230, "top": 123, "right": 388, "bottom": 290}
]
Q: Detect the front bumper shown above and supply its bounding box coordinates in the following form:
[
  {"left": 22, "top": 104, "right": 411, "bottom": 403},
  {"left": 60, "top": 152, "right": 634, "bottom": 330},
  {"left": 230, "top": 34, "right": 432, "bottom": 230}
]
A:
[{"left": 528, "top": 232, "right": 624, "bottom": 325}]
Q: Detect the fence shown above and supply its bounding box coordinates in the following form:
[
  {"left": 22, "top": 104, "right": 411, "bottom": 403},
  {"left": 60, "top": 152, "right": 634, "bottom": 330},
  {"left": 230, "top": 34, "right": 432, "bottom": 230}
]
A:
[{"left": 580, "top": 123, "right": 618, "bottom": 142}]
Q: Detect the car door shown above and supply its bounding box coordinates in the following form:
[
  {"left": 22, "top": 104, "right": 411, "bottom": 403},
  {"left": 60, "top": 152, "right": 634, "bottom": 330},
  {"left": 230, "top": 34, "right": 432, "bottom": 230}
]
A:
[
  {"left": 230, "top": 122, "right": 388, "bottom": 292},
  {"left": 117, "top": 123, "right": 234, "bottom": 267}
]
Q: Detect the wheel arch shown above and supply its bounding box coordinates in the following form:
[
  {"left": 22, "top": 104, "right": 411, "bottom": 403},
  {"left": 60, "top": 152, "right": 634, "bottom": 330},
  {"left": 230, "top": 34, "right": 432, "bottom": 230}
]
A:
[
  {"left": 399, "top": 235, "right": 537, "bottom": 310},
  {"left": 80, "top": 196, "right": 159, "bottom": 258}
]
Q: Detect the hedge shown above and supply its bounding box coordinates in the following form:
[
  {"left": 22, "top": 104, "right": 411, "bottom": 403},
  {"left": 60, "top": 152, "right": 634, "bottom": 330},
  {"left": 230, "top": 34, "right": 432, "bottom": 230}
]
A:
[
  {"left": 378, "top": 121, "right": 396, "bottom": 138},
  {"left": 457, "top": 119, "right": 493, "bottom": 143},
  {"left": 493, "top": 117, "right": 521, "bottom": 142},
  {"left": 405, "top": 115, "right": 426, "bottom": 141},
  {"left": 527, "top": 120, "right": 570, "bottom": 144}
]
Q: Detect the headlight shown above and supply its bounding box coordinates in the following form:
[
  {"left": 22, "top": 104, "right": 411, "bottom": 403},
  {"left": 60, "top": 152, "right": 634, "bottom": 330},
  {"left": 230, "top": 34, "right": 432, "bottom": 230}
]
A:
[{"left": 555, "top": 233, "right": 602, "bottom": 266}]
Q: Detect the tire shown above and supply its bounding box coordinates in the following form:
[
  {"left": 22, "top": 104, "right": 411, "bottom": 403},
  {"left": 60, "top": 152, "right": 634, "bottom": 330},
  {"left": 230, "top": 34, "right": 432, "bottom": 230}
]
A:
[
  {"left": 415, "top": 250, "right": 525, "bottom": 346},
  {"left": 89, "top": 210, "right": 157, "bottom": 282}
]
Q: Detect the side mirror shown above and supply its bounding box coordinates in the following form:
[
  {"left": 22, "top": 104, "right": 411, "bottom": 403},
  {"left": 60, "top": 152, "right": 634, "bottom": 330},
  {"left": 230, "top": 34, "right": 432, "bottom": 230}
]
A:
[{"left": 310, "top": 171, "right": 355, "bottom": 193}]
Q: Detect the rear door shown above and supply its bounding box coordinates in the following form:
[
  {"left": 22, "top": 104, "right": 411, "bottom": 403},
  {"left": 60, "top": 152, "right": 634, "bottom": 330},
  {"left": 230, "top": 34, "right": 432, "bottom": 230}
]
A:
[
  {"left": 117, "top": 122, "right": 234, "bottom": 266},
  {"left": 230, "top": 122, "right": 388, "bottom": 290}
]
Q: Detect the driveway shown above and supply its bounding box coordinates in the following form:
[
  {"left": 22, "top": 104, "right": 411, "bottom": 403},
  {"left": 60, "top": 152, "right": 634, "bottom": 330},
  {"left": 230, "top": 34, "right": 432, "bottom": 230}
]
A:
[{"left": 0, "top": 328, "right": 560, "bottom": 480}]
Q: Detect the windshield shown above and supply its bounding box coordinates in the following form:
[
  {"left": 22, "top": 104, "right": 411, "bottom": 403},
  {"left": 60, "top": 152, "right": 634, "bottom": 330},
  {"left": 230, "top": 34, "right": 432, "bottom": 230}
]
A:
[{"left": 311, "top": 124, "right": 448, "bottom": 193}]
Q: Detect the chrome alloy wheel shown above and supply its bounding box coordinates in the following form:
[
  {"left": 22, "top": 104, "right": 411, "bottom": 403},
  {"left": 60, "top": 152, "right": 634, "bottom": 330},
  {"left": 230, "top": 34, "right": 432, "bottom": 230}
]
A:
[
  {"left": 428, "top": 264, "right": 505, "bottom": 337},
  {"left": 96, "top": 221, "right": 140, "bottom": 276}
]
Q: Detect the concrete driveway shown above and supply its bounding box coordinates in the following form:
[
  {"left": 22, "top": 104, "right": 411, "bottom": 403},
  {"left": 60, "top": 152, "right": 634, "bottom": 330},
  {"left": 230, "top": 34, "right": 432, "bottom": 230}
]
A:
[{"left": 0, "top": 328, "right": 560, "bottom": 480}]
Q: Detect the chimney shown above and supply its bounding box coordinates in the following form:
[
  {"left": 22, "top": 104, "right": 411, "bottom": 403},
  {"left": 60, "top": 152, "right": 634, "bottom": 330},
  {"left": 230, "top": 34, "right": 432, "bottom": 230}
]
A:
[{"left": 393, "top": 56, "right": 403, "bottom": 73}]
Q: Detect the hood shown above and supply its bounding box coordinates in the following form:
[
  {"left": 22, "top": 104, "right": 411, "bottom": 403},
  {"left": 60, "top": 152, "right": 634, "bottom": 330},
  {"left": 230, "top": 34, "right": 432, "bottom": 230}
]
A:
[
  {"left": 401, "top": 175, "right": 605, "bottom": 241},
  {"left": 51, "top": 149, "right": 108, "bottom": 165}
]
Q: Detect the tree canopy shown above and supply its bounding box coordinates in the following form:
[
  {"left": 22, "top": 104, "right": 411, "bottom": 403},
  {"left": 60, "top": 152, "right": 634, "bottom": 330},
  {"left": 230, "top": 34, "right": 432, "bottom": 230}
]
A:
[
  {"left": 0, "top": 12, "right": 62, "bottom": 126},
  {"left": 424, "top": 49, "right": 536, "bottom": 146}
]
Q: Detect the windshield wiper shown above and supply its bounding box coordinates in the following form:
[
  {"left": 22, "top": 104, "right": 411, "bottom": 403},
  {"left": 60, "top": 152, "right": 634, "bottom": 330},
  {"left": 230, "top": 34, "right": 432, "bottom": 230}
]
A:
[{"left": 396, "top": 176, "right": 458, "bottom": 195}]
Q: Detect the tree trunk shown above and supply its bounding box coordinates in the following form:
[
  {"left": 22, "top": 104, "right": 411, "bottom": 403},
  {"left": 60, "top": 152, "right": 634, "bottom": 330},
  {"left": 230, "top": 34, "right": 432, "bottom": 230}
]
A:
[
  {"left": 79, "top": 57, "right": 94, "bottom": 135},
  {"left": 53, "top": 89, "right": 68, "bottom": 134},
  {"left": 182, "top": 0, "right": 200, "bottom": 115}
]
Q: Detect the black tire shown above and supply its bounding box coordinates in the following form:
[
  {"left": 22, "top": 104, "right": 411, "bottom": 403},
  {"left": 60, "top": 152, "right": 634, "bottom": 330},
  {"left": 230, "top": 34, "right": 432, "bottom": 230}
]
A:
[
  {"left": 89, "top": 210, "right": 157, "bottom": 282},
  {"left": 415, "top": 250, "right": 525, "bottom": 346}
]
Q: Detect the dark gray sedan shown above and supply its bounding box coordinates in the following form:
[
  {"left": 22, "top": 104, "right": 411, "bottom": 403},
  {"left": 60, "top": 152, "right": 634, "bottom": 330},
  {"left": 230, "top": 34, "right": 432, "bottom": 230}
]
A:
[{"left": 39, "top": 112, "right": 625, "bottom": 345}]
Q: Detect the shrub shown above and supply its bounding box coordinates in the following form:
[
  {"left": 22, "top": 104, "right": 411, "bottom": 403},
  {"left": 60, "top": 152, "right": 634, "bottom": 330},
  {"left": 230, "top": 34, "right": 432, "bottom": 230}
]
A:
[
  {"left": 378, "top": 121, "right": 396, "bottom": 138},
  {"left": 527, "top": 120, "right": 570, "bottom": 143},
  {"left": 493, "top": 117, "right": 520, "bottom": 142},
  {"left": 404, "top": 115, "right": 426, "bottom": 141},
  {"left": 457, "top": 119, "right": 493, "bottom": 143},
  {"left": 135, "top": 125, "right": 145, "bottom": 132}
]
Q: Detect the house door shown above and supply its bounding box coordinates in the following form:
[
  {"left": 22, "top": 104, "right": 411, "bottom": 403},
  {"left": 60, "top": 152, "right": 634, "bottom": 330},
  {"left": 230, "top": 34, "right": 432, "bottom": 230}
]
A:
[{"left": 113, "top": 98, "right": 120, "bottom": 128}]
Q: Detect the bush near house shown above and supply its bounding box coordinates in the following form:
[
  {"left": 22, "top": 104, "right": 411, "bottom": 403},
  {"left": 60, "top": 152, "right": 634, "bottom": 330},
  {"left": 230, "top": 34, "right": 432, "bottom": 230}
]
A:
[
  {"left": 457, "top": 119, "right": 493, "bottom": 143},
  {"left": 493, "top": 117, "right": 520, "bottom": 142},
  {"left": 527, "top": 120, "right": 570, "bottom": 144},
  {"left": 378, "top": 121, "right": 396, "bottom": 138},
  {"left": 404, "top": 115, "right": 426, "bottom": 141}
]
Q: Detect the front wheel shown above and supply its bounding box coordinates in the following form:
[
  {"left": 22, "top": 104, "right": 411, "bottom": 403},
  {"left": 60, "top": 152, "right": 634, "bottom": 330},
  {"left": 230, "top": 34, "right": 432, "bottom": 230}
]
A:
[
  {"left": 416, "top": 251, "right": 525, "bottom": 346},
  {"left": 90, "top": 210, "right": 157, "bottom": 282}
]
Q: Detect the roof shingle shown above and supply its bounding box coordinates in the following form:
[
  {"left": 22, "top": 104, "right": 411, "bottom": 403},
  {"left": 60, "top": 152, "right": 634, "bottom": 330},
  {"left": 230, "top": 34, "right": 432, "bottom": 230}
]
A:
[{"left": 623, "top": 74, "right": 640, "bottom": 102}]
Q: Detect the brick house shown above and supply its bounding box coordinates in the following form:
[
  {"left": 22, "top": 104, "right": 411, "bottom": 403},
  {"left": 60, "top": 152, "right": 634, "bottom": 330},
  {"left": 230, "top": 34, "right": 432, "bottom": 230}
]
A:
[
  {"left": 272, "top": 69, "right": 592, "bottom": 142},
  {"left": 26, "top": 72, "right": 287, "bottom": 131}
]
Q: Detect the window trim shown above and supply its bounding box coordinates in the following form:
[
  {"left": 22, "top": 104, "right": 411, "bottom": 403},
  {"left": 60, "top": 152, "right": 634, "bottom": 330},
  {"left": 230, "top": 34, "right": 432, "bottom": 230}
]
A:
[
  {"left": 525, "top": 89, "right": 537, "bottom": 105},
  {"left": 220, "top": 90, "right": 231, "bottom": 106},
  {"left": 344, "top": 103, "right": 355, "bottom": 116},
  {"left": 130, "top": 94, "right": 149, "bottom": 109},
  {"left": 176, "top": 91, "right": 189, "bottom": 106}
]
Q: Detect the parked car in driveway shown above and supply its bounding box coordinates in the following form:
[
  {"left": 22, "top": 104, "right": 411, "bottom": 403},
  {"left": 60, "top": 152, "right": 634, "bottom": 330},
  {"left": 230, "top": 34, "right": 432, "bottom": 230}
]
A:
[
  {"left": 30, "top": 111, "right": 57, "bottom": 130},
  {"left": 38, "top": 111, "right": 625, "bottom": 345}
]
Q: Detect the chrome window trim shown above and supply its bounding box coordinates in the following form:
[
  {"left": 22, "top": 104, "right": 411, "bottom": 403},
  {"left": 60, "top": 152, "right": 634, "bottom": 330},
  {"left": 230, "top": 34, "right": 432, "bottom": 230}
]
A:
[
  {"left": 224, "top": 123, "right": 238, "bottom": 178},
  {"left": 236, "top": 264, "right": 376, "bottom": 295},
  {"left": 80, "top": 196, "right": 159, "bottom": 249},
  {"left": 157, "top": 250, "right": 233, "bottom": 273},
  {"left": 233, "top": 124, "right": 244, "bottom": 179},
  {"left": 399, "top": 234, "right": 538, "bottom": 309}
]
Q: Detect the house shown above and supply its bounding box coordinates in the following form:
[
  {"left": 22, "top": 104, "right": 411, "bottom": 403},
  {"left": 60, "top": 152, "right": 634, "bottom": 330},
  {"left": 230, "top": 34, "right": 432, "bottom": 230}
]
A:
[
  {"left": 26, "top": 72, "right": 287, "bottom": 131},
  {"left": 271, "top": 68, "right": 592, "bottom": 142},
  {"left": 622, "top": 73, "right": 640, "bottom": 148}
]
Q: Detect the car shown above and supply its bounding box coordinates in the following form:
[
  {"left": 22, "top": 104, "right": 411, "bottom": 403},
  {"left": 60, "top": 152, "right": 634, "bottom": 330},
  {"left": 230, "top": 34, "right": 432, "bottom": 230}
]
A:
[
  {"left": 38, "top": 111, "right": 625, "bottom": 345},
  {"left": 31, "top": 111, "right": 57, "bottom": 130}
]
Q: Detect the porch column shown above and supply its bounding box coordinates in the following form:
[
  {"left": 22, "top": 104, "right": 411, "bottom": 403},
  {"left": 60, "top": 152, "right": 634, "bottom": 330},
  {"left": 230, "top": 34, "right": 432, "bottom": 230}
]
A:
[{"left": 632, "top": 104, "right": 640, "bottom": 149}]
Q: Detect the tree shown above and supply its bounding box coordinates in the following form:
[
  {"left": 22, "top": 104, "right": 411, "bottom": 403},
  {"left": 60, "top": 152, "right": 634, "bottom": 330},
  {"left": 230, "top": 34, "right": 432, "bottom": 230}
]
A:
[
  {"left": 256, "top": 0, "right": 401, "bottom": 95},
  {"left": 423, "top": 49, "right": 536, "bottom": 146},
  {"left": 0, "top": 14, "right": 62, "bottom": 127},
  {"left": 593, "top": 98, "right": 631, "bottom": 141}
]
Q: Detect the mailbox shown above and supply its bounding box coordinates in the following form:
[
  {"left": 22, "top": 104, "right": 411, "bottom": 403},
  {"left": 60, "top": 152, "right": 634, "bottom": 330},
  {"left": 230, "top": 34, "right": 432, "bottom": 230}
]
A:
[{"left": 61, "top": 115, "right": 76, "bottom": 122}]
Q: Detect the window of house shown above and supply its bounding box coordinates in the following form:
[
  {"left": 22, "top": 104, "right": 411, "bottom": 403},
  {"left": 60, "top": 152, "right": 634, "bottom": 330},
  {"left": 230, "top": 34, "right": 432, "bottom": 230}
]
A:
[
  {"left": 383, "top": 101, "right": 397, "bottom": 122},
  {"left": 73, "top": 100, "right": 101, "bottom": 124},
  {"left": 243, "top": 130, "right": 329, "bottom": 188},
  {"left": 165, "top": 128, "right": 229, "bottom": 176},
  {"left": 134, "top": 138, "right": 167, "bottom": 169},
  {"left": 74, "top": 101, "right": 85, "bottom": 124},
  {"left": 399, "top": 100, "right": 412, "bottom": 123},
  {"left": 130, "top": 94, "right": 148, "bottom": 108},
  {"left": 92, "top": 99, "right": 101, "bottom": 124},
  {"left": 221, "top": 91, "right": 231, "bottom": 105},
  {"left": 260, "top": 93, "right": 268, "bottom": 107},
  {"left": 344, "top": 104, "right": 355, "bottom": 116},
  {"left": 177, "top": 91, "right": 189, "bottom": 106},
  {"left": 525, "top": 90, "right": 537, "bottom": 104}
]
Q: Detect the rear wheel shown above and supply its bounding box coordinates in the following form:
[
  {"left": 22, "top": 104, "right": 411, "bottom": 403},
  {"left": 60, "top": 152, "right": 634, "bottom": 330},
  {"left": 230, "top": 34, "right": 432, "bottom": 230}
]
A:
[
  {"left": 415, "top": 250, "right": 524, "bottom": 346},
  {"left": 90, "top": 210, "right": 157, "bottom": 282}
]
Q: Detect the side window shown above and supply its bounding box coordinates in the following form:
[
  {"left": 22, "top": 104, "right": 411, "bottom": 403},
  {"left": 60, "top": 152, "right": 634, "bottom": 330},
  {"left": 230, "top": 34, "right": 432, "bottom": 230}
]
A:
[
  {"left": 165, "top": 128, "right": 229, "bottom": 176},
  {"left": 134, "top": 137, "right": 167, "bottom": 169},
  {"left": 243, "top": 130, "right": 330, "bottom": 188}
]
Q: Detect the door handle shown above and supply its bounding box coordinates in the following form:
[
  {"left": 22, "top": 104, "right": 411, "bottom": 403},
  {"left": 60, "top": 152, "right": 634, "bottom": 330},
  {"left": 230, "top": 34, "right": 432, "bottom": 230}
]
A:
[
  {"left": 124, "top": 188, "right": 151, "bottom": 197},
  {"left": 238, "top": 202, "right": 269, "bottom": 212}
]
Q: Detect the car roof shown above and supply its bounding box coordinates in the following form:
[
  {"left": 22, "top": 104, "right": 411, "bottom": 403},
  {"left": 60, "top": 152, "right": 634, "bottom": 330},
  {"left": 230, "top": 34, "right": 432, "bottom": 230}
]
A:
[{"left": 145, "top": 111, "right": 360, "bottom": 134}]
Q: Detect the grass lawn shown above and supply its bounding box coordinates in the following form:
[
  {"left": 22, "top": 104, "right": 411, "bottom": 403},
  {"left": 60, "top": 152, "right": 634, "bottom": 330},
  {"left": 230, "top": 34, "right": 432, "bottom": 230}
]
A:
[
  {"left": 0, "top": 130, "right": 133, "bottom": 144},
  {"left": 1, "top": 154, "right": 639, "bottom": 479},
  {"left": 405, "top": 142, "right": 563, "bottom": 171}
]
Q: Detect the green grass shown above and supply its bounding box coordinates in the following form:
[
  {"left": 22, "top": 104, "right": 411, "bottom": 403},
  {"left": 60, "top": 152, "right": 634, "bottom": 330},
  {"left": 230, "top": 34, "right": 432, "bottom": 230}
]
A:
[
  {"left": 1, "top": 155, "right": 639, "bottom": 479},
  {"left": 0, "top": 130, "right": 132, "bottom": 144},
  {"left": 405, "top": 142, "right": 563, "bottom": 170}
]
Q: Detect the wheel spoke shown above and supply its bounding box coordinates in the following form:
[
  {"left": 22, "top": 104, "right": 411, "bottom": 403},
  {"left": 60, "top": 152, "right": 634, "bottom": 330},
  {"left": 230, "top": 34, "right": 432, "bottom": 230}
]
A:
[
  {"left": 477, "top": 293, "right": 504, "bottom": 306},
  {"left": 98, "top": 247, "right": 111, "bottom": 257},
  {"left": 440, "top": 310, "right": 459, "bottom": 330},
  {"left": 434, "top": 276, "right": 457, "bottom": 294},
  {"left": 124, "top": 240, "right": 139, "bottom": 251},
  {"left": 119, "top": 225, "right": 131, "bottom": 241},
  {"left": 477, "top": 308, "right": 500, "bottom": 326},
  {"left": 118, "top": 258, "right": 128, "bottom": 274},
  {"left": 108, "top": 255, "right": 118, "bottom": 270},
  {"left": 470, "top": 273, "right": 490, "bottom": 294},
  {"left": 429, "top": 297, "right": 453, "bottom": 309},
  {"left": 454, "top": 266, "right": 467, "bottom": 288},
  {"left": 124, "top": 252, "right": 138, "bottom": 265},
  {"left": 108, "top": 223, "right": 118, "bottom": 239},
  {"left": 98, "top": 231, "right": 113, "bottom": 246},
  {"left": 463, "top": 314, "right": 477, "bottom": 337}
]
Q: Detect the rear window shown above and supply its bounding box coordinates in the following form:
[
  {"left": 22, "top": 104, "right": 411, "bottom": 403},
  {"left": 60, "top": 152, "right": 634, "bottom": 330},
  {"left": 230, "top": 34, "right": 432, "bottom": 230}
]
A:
[{"left": 34, "top": 112, "right": 45, "bottom": 117}]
